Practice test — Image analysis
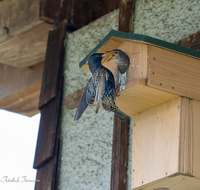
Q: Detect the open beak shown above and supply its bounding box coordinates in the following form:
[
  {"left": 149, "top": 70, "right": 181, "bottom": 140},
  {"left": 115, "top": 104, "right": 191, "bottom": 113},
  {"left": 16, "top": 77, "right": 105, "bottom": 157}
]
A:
[{"left": 104, "top": 51, "right": 116, "bottom": 61}]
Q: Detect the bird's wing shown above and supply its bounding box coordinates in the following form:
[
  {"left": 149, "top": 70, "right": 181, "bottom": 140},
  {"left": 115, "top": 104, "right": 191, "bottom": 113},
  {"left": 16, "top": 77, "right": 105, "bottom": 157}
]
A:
[
  {"left": 74, "top": 77, "right": 94, "bottom": 121},
  {"left": 95, "top": 70, "right": 107, "bottom": 114}
]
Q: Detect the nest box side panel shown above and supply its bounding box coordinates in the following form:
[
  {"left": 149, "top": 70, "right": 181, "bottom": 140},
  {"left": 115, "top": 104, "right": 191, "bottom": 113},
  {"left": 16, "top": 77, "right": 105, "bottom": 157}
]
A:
[
  {"left": 132, "top": 98, "right": 181, "bottom": 189},
  {"left": 179, "top": 98, "right": 200, "bottom": 179},
  {"left": 147, "top": 45, "right": 200, "bottom": 101}
]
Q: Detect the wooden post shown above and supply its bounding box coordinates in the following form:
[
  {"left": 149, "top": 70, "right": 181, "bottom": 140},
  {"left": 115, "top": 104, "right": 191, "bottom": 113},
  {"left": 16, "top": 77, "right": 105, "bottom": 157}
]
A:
[
  {"left": 111, "top": 1, "right": 135, "bottom": 190},
  {"left": 34, "top": 20, "right": 65, "bottom": 190}
]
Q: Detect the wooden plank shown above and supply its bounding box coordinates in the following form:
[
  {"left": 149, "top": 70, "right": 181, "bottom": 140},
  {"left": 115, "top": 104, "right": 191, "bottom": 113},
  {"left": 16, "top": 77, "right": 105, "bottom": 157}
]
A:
[
  {"left": 0, "top": 22, "right": 53, "bottom": 67},
  {"left": 40, "top": 0, "right": 104, "bottom": 30},
  {"left": 179, "top": 98, "right": 200, "bottom": 178},
  {"left": 111, "top": 115, "right": 129, "bottom": 190},
  {"left": 0, "top": 62, "right": 44, "bottom": 100},
  {"left": 111, "top": 2, "right": 134, "bottom": 190},
  {"left": 147, "top": 45, "right": 200, "bottom": 101},
  {"left": 175, "top": 30, "right": 200, "bottom": 51},
  {"left": 34, "top": 97, "right": 59, "bottom": 168},
  {"left": 102, "top": 0, "right": 120, "bottom": 15},
  {"left": 35, "top": 158, "right": 54, "bottom": 190},
  {"left": 0, "top": 62, "right": 44, "bottom": 116},
  {"left": 0, "top": 81, "right": 41, "bottom": 116},
  {"left": 132, "top": 97, "right": 200, "bottom": 190},
  {"left": 119, "top": 0, "right": 135, "bottom": 33},
  {"left": 133, "top": 175, "right": 200, "bottom": 190},
  {"left": 116, "top": 79, "right": 179, "bottom": 117},
  {"left": 0, "top": 0, "right": 42, "bottom": 43},
  {"left": 39, "top": 21, "right": 66, "bottom": 107},
  {"left": 64, "top": 87, "right": 84, "bottom": 109},
  {"left": 132, "top": 98, "right": 181, "bottom": 189}
]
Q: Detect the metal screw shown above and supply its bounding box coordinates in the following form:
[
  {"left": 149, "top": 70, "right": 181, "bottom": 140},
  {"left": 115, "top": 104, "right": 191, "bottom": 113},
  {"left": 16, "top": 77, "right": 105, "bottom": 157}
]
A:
[
  {"left": 166, "top": 172, "right": 167, "bottom": 175},
  {"left": 152, "top": 72, "right": 155, "bottom": 75},
  {"left": 177, "top": 105, "right": 180, "bottom": 109},
  {"left": 153, "top": 57, "right": 156, "bottom": 60},
  {"left": 172, "top": 86, "right": 174, "bottom": 89},
  {"left": 142, "top": 181, "right": 143, "bottom": 184},
  {"left": 133, "top": 169, "right": 135, "bottom": 172},
  {"left": 134, "top": 124, "right": 136, "bottom": 126},
  {"left": 160, "top": 83, "right": 162, "bottom": 86}
]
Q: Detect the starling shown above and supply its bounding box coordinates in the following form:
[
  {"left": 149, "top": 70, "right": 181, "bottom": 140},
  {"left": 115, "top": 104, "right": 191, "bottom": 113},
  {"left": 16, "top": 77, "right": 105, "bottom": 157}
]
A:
[
  {"left": 74, "top": 53, "right": 129, "bottom": 121},
  {"left": 106, "top": 49, "right": 130, "bottom": 74}
]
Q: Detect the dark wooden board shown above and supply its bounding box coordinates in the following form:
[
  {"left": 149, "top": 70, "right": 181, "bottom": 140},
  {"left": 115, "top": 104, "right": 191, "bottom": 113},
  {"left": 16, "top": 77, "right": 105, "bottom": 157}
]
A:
[
  {"left": 110, "top": 2, "right": 133, "bottom": 189},
  {"left": 34, "top": 158, "right": 54, "bottom": 190},
  {"left": 33, "top": 97, "right": 59, "bottom": 169},
  {"left": 119, "top": 0, "right": 135, "bottom": 33},
  {"left": 102, "top": 0, "right": 120, "bottom": 15},
  {"left": 40, "top": 0, "right": 104, "bottom": 30},
  {"left": 175, "top": 30, "right": 200, "bottom": 51},
  {"left": 111, "top": 115, "right": 130, "bottom": 190},
  {"left": 39, "top": 20, "right": 66, "bottom": 108}
]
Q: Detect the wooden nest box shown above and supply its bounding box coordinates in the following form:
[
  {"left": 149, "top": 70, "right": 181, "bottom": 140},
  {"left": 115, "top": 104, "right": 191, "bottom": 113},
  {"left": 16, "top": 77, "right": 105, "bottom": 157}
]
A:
[{"left": 79, "top": 30, "right": 200, "bottom": 190}]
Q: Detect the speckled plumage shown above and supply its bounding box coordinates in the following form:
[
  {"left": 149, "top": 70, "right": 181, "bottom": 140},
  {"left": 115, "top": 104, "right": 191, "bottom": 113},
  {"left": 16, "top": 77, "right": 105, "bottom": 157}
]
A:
[{"left": 74, "top": 53, "right": 129, "bottom": 121}]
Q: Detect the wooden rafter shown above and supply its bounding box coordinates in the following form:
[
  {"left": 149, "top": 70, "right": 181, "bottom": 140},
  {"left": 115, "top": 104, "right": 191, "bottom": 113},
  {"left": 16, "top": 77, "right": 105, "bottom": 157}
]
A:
[{"left": 0, "top": 62, "right": 44, "bottom": 116}]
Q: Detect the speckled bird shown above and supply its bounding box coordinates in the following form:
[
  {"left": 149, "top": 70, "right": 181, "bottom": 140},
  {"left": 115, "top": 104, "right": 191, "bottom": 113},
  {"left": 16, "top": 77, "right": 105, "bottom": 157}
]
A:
[
  {"left": 106, "top": 49, "right": 130, "bottom": 74},
  {"left": 74, "top": 53, "right": 129, "bottom": 121}
]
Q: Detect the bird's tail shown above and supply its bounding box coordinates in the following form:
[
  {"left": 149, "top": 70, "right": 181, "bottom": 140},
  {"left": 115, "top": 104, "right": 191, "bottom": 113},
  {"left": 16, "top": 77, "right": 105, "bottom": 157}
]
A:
[{"left": 113, "top": 105, "right": 130, "bottom": 120}]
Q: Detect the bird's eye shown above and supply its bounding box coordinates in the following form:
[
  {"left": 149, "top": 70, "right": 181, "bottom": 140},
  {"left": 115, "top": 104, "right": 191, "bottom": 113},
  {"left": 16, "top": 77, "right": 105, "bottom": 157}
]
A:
[{"left": 115, "top": 51, "right": 118, "bottom": 54}]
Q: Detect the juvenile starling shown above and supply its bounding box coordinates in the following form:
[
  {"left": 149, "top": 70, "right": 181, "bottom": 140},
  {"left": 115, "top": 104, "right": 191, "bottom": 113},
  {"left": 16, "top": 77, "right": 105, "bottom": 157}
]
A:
[
  {"left": 106, "top": 49, "right": 130, "bottom": 74},
  {"left": 74, "top": 53, "right": 129, "bottom": 121}
]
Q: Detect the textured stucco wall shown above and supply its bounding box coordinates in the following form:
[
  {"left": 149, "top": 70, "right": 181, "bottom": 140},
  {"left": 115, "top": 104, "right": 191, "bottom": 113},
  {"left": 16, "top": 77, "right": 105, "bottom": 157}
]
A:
[
  {"left": 59, "top": 10, "right": 119, "bottom": 190},
  {"left": 134, "top": 0, "right": 200, "bottom": 43}
]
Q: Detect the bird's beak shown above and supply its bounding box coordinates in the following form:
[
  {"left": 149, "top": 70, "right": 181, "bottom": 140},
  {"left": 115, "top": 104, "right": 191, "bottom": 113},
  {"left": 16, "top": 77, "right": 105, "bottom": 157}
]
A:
[{"left": 104, "top": 51, "right": 116, "bottom": 61}]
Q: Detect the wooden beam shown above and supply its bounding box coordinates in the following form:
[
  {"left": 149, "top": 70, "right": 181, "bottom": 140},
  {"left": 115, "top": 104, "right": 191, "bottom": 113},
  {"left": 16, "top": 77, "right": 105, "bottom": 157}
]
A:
[
  {"left": 64, "top": 87, "right": 84, "bottom": 109},
  {"left": 119, "top": 0, "right": 135, "bottom": 33},
  {"left": 0, "top": 62, "right": 44, "bottom": 116},
  {"left": 40, "top": 0, "right": 120, "bottom": 30},
  {"left": 110, "top": 1, "right": 134, "bottom": 190},
  {"left": 0, "top": 22, "right": 53, "bottom": 67},
  {"left": 175, "top": 30, "right": 200, "bottom": 51},
  {"left": 102, "top": 0, "right": 120, "bottom": 15},
  {"left": 111, "top": 116, "right": 130, "bottom": 190},
  {"left": 39, "top": 21, "right": 66, "bottom": 107},
  {"left": 0, "top": 0, "right": 42, "bottom": 43},
  {"left": 34, "top": 20, "right": 65, "bottom": 174}
]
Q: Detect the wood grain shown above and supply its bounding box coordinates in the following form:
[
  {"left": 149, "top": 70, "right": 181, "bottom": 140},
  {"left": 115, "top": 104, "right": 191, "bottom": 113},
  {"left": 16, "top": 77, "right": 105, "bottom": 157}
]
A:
[
  {"left": 35, "top": 158, "right": 54, "bottom": 190},
  {"left": 64, "top": 87, "right": 84, "bottom": 109},
  {"left": 111, "top": 2, "right": 135, "bottom": 190},
  {"left": 119, "top": 0, "right": 135, "bottom": 33},
  {"left": 0, "top": 0, "right": 42, "bottom": 43},
  {"left": 132, "top": 98, "right": 181, "bottom": 189},
  {"left": 116, "top": 79, "right": 178, "bottom": 117},
  {"left": 111, "top": 115, "right": 129, "bottom": 190},
  {"left": 40, "top": 0, "right": 104, "bottom": 30},
  {"left": 147, "top": 45, "right": 200, "bottom": 101},
  {"left": 132, "top": 97, "right": 200, "bottom": 190},
  {"left": 0, "top": 62, "right": 44, "bottom": 116},
  {"left": 39, "top": 21, "right": 66, "bottom": 108},
  {"left": 175, "top": 30, "right": 200, "bottom": 51},
  {"left": 34, "top": 97, "right": 59, "bottom": 168},
  {"left": 0, "top": 22, "right": 53, "bottom": 67}
]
